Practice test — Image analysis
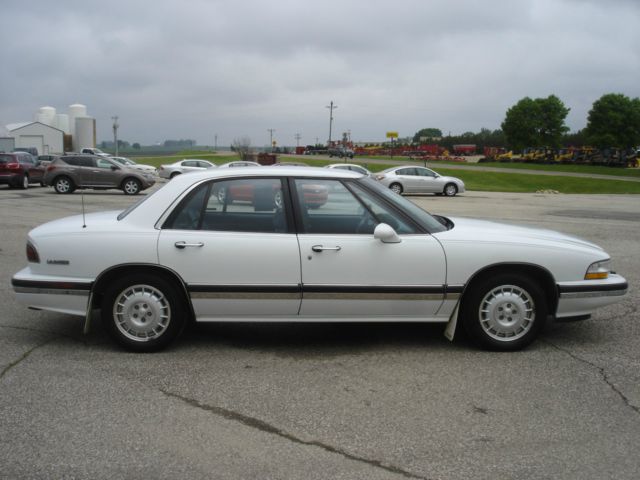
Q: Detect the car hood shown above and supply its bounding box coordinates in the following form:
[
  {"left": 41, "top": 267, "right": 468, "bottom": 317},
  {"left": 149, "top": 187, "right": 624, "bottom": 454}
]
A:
[{"left": 435, "top": 216, "right": 602, "bottom": 252}]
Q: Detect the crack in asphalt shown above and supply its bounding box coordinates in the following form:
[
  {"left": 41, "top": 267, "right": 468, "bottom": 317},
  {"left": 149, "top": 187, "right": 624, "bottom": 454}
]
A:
[
  {"left": 160, "top": 389, "right": 430, "bottom": 480},
  {"left": 0, "top": 337, "right": 56, "bottom": 380},
  {"left": 543, "top": 340, "right": 639, "bottom": 415}
]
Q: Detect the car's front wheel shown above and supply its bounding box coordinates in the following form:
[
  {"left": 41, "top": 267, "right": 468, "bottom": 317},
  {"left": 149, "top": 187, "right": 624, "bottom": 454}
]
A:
[
  {"left": 122, "top": 177, "right": 141, "bottom": 195},
  {"left": 462, "top": 273, "right": 547, "bottom": 351},
  {"left": 444, "top": 183, "right": 458, "bottom": 196},
  {"left": 101, "top": 274, "right": 187, "bottom": 352},
  {"left": 53, "top": 176, "right": 75, "bottom": 194}
]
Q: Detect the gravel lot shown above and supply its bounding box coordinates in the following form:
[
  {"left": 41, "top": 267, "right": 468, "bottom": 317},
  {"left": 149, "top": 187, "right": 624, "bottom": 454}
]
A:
[{"left": 1, "top": 183, "right": 639, "bottom": 480}]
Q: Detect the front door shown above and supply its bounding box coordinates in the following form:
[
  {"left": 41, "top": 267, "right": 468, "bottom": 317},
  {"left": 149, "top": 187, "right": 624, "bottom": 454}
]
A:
[
  {"left": 157, "top": 177, "right": 301, "bottom": 319},
  {"left": 292, "top": 179, "right": 447, "bottom": 318}
]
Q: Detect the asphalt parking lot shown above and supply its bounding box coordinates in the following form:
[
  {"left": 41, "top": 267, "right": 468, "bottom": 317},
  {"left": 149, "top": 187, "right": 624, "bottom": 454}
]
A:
[{"left": 1, "top": 183, "right": 639, "bottom": 480}]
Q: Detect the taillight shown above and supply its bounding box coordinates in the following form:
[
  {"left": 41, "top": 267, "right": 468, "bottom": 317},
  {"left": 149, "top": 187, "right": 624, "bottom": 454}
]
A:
[
  {"left": 7, "top": 162, "right": 21, "bottom": 170},
  {"left": 46, "top": 165, "right": 56, "bottom": 172},
  {"left": 26, "top": 241, "right": 40, "bottom": 263}
]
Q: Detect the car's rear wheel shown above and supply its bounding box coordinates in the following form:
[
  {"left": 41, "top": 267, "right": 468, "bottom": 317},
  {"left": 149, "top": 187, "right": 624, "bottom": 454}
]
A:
[
  {"left": 53, "top": 176, "right": 75, "bottom": 194},
  {"left": 170, "top": 171, "right": 181, "bottom": 179},
  {"left": 389, "top": 183, "right": 403, "bottom": 194},
  {"left": 444, "top": 183, "right": 458, "bottom": 196},
  {"left": 462, "top": 273, "right": 547, "bottom": 351},
  {"left": 217, "top": 187, "right": 227, "bottom": 203},
  {"left": 20, "top": 174, "right": 29, "bottom": 190},
  {"left": 101, "top": 274, "right": 186, "bottom": 352},
  {"left": 122, "top": 177, "right": 141, "bottom": 195}
]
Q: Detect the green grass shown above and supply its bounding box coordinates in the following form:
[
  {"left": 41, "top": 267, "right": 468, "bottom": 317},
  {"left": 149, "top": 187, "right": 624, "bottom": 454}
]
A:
[
  {"left": 434, "top": 168, "right": 640, "bottom": 194},
  {"left": 450, "top": 161, "right": 640, "bottom": 178}
]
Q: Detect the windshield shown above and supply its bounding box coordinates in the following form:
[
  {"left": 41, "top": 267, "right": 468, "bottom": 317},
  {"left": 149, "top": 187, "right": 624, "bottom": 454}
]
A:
[{"left": 356, "top": 177, "right": 448, "bottom": 233}]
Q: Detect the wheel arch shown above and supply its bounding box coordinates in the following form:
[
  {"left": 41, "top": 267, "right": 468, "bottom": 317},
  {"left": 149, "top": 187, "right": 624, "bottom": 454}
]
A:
[
  {"left": 458, "top": 262, "right": 558, "bottom": 316},
  {"left": 90, "top": 263, "right": 194, "bottom": 321}
]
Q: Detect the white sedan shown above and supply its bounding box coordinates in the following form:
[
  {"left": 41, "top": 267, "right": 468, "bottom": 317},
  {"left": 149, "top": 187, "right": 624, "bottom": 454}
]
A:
[
  {"left": 158, "top": 159, "right": 216, "bottom": 179},
  {"left": 12, "top": 167, "right": 627, "bottom": 352},
  {"left": 376, "top": 166, "right": 465, "bottom": 196},
  {"left": 110, "top": 156, "right": 157, "bottom": 175}
]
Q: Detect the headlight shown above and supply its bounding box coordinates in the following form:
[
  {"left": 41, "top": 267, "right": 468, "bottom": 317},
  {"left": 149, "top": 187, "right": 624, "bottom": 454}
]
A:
[{"left": 585, "top": 259, "right": 610, "bottom": 280}]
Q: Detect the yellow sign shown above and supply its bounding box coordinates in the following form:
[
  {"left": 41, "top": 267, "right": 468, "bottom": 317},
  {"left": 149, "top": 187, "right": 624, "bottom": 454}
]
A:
[{"left": 386, "top": 131, "right": 398, "bottom": 139}]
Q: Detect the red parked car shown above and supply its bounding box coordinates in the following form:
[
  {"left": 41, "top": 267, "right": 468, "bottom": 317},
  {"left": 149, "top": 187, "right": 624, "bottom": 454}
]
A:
[
  {"left": 0, "top": 152, "right": 46, "bottom": 189},
  {"left": 217, "top": 179, "right": 328, "bottom": 208}
]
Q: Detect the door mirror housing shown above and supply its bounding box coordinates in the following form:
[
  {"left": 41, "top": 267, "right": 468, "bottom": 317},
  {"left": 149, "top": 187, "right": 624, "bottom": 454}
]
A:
[{"left": 374, "top": 223, "right": 401, "bottom": 243}]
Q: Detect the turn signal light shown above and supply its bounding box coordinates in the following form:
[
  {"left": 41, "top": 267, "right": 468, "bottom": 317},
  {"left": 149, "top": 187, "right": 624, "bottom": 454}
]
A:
[{"left": 585, "top": 260, "right": 610, "bottom": 280}]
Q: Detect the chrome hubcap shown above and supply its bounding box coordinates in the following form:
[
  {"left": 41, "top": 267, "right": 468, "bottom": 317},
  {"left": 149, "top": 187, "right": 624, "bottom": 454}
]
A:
[
  {"left": 479, "top": 284, "right": 535, "bottom": 341},
  {"left": 124, "top": 181, "right": 138, "bottom": 194},
  {"left": 446, "top": 185, "right": 456, "bottom": 195},
  {"left": 391, "top": 185, "right": 402, "bottom": 194},
  {"left": 113, "top": 284, "right": 171, "bottom": 342},
  {"left": 57, "top": 179, "right": 69, "bottom": 192}
]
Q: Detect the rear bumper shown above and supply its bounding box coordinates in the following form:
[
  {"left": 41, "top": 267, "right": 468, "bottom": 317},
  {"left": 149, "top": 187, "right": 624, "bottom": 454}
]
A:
[
  {"left": 12, "top": 268, "right": 93, "bottom": 317},
  {"left": 556, "top": 274, "right": 628, "bottom": 319},
  {"left": 0, "top": 172, "right": 23, "bottom": 185}
]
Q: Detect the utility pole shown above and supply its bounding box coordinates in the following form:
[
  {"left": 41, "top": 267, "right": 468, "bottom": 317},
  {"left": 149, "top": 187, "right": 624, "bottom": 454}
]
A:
[
  {"left": 112, "top": 116, "right": 119, "bottom": 157},
  {"left": 267, "top": 128, "right": 275, "bottom": 152},
  {"left": 294, "top": 133, "right": 302, "bottom": 147},
  {"left": 326, "top": 101, "right": 337, "bottom": 146},
  {"left": 214, "top": 134, "right": 218, "bottom": 151}
]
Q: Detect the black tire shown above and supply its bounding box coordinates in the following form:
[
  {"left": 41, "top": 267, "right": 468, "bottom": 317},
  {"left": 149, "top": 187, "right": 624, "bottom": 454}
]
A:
[
  {"left": 443, "top": 183, "right": 458, "bottom": 196},
  {"left": 101, "top": 274, "right": 187, "bottom": 352},
  {"left": 53, "top": 176, "right": 75, "bottom": 194},
  {"left": 461, "top": 273, "right": 547, "bottom": 351},
  {"left": 389, "top": 183, "right": 403, "bottom": 195},
  {"left": 122, "top": 177, "right": 141, "bottom": 195},
  {"left": 20, "top": 174, "right": 29, "bottom": 190},
  {"left": 170, "top": 171, "right": 181, "bottom": 179}
]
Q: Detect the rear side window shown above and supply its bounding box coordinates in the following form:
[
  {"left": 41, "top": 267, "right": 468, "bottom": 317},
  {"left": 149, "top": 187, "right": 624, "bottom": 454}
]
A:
[
  {"left": 0, "top": 154, "right": 14, "bottom": 164},
  {"left": 164, "top": 178, "right": 288, "bottom": 233}
]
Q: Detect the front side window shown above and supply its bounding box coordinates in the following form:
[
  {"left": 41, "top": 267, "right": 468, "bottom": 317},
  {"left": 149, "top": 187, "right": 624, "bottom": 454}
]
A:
[
  {"left": 397, "top": 168, "right": 416, "bottom": 176},
  {"left": 416, "top": 168, "right": 436, "bottom": 177},
  {"left": 164, "top": 178, "right": 288, "bottom": 233},
  {"left": 294, "top": 179, "right": 377, "bottom": 234},
  {"left": 96, "top": 158, "right": 115, "bottom": 169}
]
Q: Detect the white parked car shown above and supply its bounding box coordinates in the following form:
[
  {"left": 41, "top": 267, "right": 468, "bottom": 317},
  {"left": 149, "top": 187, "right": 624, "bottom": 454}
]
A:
[
  {"left": 325, "top": 163, "right": 372, "bottom": 176},
  {"left": 217, "top": 161, "right": 261, "bottom": 168},
  {"left": 376, "top": 166, "right": 465, "bottom": 196},
  {"left": 12, "top": 167, "right": 627, "bottom": 352},
  {"left": 110, "top": 156, "right": 157, "bottom": 175},
  {"left": 158, "top": 159, "right": 216, "bottom": 179}
]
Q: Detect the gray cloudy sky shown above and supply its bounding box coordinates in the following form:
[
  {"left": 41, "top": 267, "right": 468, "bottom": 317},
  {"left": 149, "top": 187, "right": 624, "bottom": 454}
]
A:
[{"left": 1, "top": 0, "right": 639, "bottom": 147}]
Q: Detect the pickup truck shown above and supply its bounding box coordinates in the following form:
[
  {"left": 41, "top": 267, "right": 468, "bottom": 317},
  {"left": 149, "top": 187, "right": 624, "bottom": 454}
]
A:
[{"left": 328, "top": 147, "right": 354, "bottom": 159}]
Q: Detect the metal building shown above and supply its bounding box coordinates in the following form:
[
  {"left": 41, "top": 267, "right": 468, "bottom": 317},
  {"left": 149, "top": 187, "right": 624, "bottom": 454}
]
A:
[{"left": 6, "top": 122, "right": 65, "bottom": 155}]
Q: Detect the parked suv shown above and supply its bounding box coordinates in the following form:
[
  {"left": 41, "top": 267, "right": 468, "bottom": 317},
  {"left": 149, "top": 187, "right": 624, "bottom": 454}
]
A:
[
  {"left": 0, "top": 152, "right": 46, "bottom": 189},
  {"left": 44, "top": 155, "right": 155, "bottom": 195}
]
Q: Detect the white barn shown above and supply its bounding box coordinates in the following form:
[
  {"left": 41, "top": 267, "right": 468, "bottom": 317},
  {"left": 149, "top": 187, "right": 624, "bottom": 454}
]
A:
[{"left": 6, "top": 121, "right": 64, "bottom": 155}]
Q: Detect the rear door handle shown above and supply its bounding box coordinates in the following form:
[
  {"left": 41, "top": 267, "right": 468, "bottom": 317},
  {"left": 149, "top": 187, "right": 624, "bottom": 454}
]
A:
[
  {"left": 175, "top": 241, "right": 204, "bottom": 249},
  {"left": 312, "top": 245, "right": 341, "bottom": 252}
]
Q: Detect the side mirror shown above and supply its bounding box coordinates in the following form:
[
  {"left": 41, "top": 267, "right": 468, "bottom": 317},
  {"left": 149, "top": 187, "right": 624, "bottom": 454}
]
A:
[
  {"left": 374, "top": 223, "right": 401, "bottom": 244},
  {"left": 111, "top": 165, "right": 119, "bottom": 171}
]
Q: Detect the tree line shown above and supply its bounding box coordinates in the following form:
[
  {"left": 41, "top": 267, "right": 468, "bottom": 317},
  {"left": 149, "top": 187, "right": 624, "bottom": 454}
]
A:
[{"left": 413, "top": 93, "right": 640, "bottom": 152}]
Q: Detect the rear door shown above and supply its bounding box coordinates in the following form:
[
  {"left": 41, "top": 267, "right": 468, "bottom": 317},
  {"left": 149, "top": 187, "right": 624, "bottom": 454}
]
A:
[{"left": 158, "top": 176, "right": 301, "bottom": 319}]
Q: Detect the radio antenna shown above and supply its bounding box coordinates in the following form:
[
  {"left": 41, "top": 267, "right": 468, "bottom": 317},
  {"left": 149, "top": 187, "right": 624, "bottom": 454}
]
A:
[{"left": 81, "top": 189, "right": 86, "bottom": 228}]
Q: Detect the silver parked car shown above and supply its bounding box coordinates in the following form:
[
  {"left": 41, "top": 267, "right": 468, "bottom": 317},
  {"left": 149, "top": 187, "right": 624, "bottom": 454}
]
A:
[
  {"left": 158, "top": 159, "right": 216, "bottom": 179},
  {"left": 376, "top": 166, "right": 465, "bottom": 196}
]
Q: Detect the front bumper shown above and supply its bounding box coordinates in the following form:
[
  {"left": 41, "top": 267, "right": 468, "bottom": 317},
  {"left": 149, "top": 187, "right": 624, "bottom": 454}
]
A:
[{"left": 556, "top": 273, "right": 628, "bottom": 319}]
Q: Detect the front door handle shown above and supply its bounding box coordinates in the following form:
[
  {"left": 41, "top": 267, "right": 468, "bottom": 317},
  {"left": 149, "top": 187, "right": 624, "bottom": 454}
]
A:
[
  {"left": 311, "top": 245, "right": 341, "bottom": 252},
  {"left": 175, "top": 241, "right": 204, "bottom": 249}
]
